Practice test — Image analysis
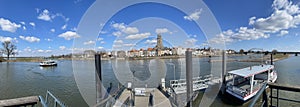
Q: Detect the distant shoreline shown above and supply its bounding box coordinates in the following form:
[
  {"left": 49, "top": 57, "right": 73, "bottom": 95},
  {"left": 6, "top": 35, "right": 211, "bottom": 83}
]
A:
[{"left": 0, "top": 54, "right": 290, "bottom": 62}]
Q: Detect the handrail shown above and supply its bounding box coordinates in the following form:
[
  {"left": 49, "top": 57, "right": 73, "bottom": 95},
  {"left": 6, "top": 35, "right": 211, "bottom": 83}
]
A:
[
  {"left": 39, "top": 96, "right": 48, "bottom": 107},
  {"left": 249, "top": 83, "right": 300, "bottom": 107},
  {"left": 45, "top": 90, "right": 66, "bottom": 107},
  {"left": 248, "top": 82, "right": 267, "bottom": 107},
  {"left": 268, "top": 83, "right": 300, "bottom": 92}
]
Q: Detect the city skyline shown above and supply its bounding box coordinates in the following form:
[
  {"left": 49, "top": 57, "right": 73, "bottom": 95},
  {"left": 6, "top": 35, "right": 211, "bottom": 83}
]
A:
[{"left": 1, "top": 0, "right": 300, "bottom": 57}]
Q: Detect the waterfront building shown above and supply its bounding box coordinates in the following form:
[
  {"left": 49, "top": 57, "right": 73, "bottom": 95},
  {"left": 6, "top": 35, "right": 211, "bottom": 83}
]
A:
[{"left": 176, "top": 47, "right": 186, "bottom": 55}]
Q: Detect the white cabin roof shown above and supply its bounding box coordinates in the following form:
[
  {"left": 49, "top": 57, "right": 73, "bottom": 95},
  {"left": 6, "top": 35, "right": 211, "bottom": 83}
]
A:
[{"left": 228, "top": 65, "right": 274, "bottom": 77}]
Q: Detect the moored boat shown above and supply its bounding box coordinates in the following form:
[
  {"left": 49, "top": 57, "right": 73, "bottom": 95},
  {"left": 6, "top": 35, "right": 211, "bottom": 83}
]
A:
[{"left": 226, "top": 64, "right": 277, "bottom": 101}]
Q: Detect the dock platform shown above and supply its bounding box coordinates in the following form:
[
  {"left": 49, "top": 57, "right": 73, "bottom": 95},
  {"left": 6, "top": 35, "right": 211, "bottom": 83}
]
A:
[{"left": 113, "top": 88, "right": 171, "bottom": 107}]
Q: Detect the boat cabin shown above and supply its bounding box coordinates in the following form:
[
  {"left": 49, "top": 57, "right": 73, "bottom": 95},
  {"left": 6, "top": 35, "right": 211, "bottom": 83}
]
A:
[{"left": 226, "top": 64, "right": 277, "bottom": 101}]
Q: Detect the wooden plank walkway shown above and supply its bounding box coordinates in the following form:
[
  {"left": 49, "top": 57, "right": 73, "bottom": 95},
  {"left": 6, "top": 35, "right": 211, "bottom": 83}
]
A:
[
  {"left": 152, "top": 89, "right": 171, "bottom": 107},
  {"left": 113, "top": 88, "right": 171, "bottom": 107},
  {"left": 113, "top": 89, "right": 131, "bottom": 107},
  {"left": 0, "top": 96, "right": 39, "bottom": 106}
]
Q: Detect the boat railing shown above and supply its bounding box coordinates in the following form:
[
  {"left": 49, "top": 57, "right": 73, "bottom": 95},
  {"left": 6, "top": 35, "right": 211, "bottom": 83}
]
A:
[{"left": 228, "top": 85, "right": 247, "bottom": 96}]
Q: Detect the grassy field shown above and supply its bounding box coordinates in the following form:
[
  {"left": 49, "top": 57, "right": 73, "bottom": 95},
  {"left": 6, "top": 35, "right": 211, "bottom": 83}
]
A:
[{"left": 6, "top": 57, "right": 45, "bottom": 62}]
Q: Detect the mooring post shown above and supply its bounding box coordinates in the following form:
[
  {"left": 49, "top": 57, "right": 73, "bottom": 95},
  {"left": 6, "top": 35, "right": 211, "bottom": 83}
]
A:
[
  {"left": 186, "top": 49, "right": 193, "bottom": 107},
  {"left": 95, "top": 54, "right": 102, "bottom": 103},
  {"left": 271, "top": 54, "right": 273, "bottom": 65},
  {"left": 221, "top": 50, "right": 226, "bottom": 94}
]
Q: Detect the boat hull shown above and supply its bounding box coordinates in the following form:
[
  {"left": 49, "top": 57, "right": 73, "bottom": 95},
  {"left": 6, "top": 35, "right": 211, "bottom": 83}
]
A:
[{"left": 39, "top": 63, "right": 57, "bottom": 67}]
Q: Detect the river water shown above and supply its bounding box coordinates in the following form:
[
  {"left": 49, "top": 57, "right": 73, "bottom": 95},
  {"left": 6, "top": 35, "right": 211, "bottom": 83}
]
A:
[{"left": 0, "top": 56, "right": 299, "bottom": 107}]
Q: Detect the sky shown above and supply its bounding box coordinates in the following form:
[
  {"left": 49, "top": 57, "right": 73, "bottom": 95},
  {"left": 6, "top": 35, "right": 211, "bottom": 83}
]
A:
[{"left": 1, "top": 0, "right": 300, "bottom": 57}]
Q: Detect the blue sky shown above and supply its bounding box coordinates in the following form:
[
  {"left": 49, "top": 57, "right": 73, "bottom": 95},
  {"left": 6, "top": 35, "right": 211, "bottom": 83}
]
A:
[{"left": 1, "top": 0, "right": 300, "bottom": 57}]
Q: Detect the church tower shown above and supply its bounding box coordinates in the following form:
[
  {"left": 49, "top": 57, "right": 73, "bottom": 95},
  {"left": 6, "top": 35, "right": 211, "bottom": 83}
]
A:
[{"left": 156, "top": 34, "right": 163, "bottom": 50}]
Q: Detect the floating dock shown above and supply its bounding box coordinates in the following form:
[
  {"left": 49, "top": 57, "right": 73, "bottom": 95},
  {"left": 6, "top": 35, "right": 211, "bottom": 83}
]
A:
[{"left": 113, "top": 88, "right": 171, "bottom": 107}]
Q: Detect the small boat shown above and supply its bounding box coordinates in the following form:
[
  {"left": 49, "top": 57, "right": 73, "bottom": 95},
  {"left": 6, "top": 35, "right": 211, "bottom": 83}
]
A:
[
  {"left": 226, "top": 64, "right": 277, "bottom": 101},
  {"left": 40, "top": 60, "right": 57, "bottom": 67}
]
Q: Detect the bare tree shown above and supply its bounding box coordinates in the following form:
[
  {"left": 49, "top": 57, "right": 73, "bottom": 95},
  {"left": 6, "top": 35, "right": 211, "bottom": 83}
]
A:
[{"left": 1, "top": 41, "right": 17, "bottom": 60}]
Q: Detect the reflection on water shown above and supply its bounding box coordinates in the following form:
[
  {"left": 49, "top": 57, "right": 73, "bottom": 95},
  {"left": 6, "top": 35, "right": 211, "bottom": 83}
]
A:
[{"left": 0, "top": 56, "right": 300, "bottom": 106}]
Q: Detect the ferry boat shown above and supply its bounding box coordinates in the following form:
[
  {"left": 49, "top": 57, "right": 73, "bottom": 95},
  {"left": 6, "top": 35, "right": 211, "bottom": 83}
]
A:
[
  {"left": 226, "top": 64, "right": 277, "bottom": 101},
  {"left": 39, "top": 60, "right": 57, "bottom": 67}
]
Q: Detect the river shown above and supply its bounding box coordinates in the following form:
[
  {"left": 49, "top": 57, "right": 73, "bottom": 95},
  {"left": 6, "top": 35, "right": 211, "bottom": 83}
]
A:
[{"left": 0, "top": 56, "right": 299, "bottom": 107}]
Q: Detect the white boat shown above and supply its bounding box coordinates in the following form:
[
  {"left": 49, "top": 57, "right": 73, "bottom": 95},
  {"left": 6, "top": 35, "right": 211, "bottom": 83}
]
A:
[
  {"left": 40, "top": 60, "right": 57, "bottom": 67},
  {"left": 226, "top": 64, "right": 277, "bottom": 101}
]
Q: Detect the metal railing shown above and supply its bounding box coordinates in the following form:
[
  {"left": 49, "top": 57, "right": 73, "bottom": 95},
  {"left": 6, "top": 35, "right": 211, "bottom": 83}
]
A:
[
  {"left": 39, "top": 90, "right": 67, "bottom": 107},
  {"left": 269, "top": 83, "right": 300, "bottom": 107},
  {"left": 249, "top": 83, "right": 300, "bottom": 107}
]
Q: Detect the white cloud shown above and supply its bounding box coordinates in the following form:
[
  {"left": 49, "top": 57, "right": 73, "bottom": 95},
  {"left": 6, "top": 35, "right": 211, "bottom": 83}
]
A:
[
  {"left": 45, "top": 38, "right": 53, "bottom": 41},
  {"left": 112, "top": 23, "right": 126, "bottom": 30},
  {"left": 185, "top": 38, "right": 198, "bottom": 46},
  {"left": 279, "top": 30, "right": 289, "bottom": 36},
  {"left": 37, "top": 9, "right": 69, "bottom": 22},
  {"left": 0, "top": 18, "right": 21, "bottom": 32},
  {"left": 29, "top": 22, "right": 35, "bottom": 27},
  {"left": 83, "top": 40, "right": 95, "bottom": 45},
  {"left": 249, "top": 17, "right": 256, "bottom": 25},
  {"left": 36, "top": 49, "right": 52, "bottom": 53},
  {"left": 37, "top": 9, "right": 52, "bottom": 21},
  {"left": 155, "top": 28, "right": 170, "bottom": 34},
  {"left": 112, "top": 31, "right": 122, "bottom": 36},
  {"left": 23, "top": 26, "right": 26, "bottom": 30},
  {"left": 114, "top": 40, "right": 123, "bottom": 44},
  {"left": 45, "top": 50, "right": 52, "bottom": 53},
  {"left": 50, "top": 28, "right": 55, "bottom": 32},
  {"left": 98, "top": 46, "right": 104, "bottom": 49},
  {"left": 232, "top": 27, "right": 270, "bottom": 40},
  {"left": 96, "top": 37, "right": 103, "bottom": 41},
  {"left": 123, "top": 27, "right": 139, "bottom": 34},
  {"left": 100, "top": 41, "right": 105, "bottom": 44},
  {"left": 20, "top": 22, "right": 25, "bottom": 25},
  {"left": 112, "top": 23, "right": 139, "bottom": 34},
  {"left": 145, "top": 39, "right": 157, "bottom": 45},
  {"left": 54, "top": 13, "right": 69, "bottom": 22},
  {"left": 113, "top": 45, "right": 122, "bottom": 48},
  {"left": 210, "top": 0, "right": 300, "bottom": 44},
  {"left": 71, "top": 27, "right": 77, "bottom": 31},
  {"left": 61, "top": 24, "right": 67, "bottom": 30},
  {"left": 124, "top": 43, "right": 135, "bottom": 47},
  {"left": 252, "top": 0, "right": 300, "bottom": 33},
  {"left": 184, "top": 9, "right": 202, "bottom": 21},
  {"left": 23, "top": 47, "right": 32, "bottom": 52},
  {"left": 209, "top": 27, "right": 270, "bottom": 44},
  {"left": 58, "top": 31, "right": 80, "bottom": 40},
  {"left": 19, "top": 36, "right": 40, "bottom": 42},
  {"left": 37, "top": 49, "right": 44, "bottom": 53},
  {"left": 125, "top": 32, "right": 151, "bottom": 40},
  {"left": 0, "top": 36, "right": 14, "bottom": 42},
  {"left": 59, "top": 46, "right": 66, "bottom": 50}
]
